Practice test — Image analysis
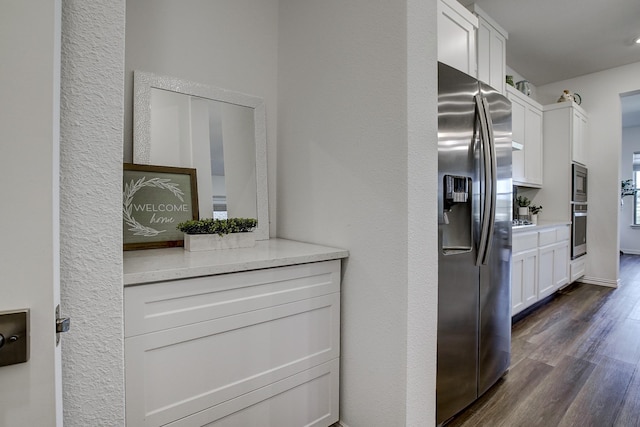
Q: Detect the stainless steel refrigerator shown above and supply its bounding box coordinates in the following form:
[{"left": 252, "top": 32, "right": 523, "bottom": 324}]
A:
[{"left": 437, "top": 62, "right": 512, "bottom": 425}]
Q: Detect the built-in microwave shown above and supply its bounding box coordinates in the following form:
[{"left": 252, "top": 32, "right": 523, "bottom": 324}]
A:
[{"left": 572, "top": 163, "right": 588, "bottom": 203}]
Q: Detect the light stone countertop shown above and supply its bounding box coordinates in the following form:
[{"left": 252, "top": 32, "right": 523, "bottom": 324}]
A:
[
  {"left": 123, "top": 238, "right": 349, "bottom": 286},
  {"left": 512, "top": 220, "right": 572, "bottom": 233}
]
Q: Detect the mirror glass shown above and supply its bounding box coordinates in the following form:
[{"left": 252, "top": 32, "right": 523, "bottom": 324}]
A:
[{"left": 133, "top": 71, "right": 269, "bottom": 240}]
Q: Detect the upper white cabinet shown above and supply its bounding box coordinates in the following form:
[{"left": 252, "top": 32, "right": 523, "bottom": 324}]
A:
[
  {"left": 438, "top": 0, "right": 478, "bottom": 77},
  {"left": 537, "top": 101, "right": 589, "bottom": 221},
  {"left": 572, "top": 108, "right": 588, "bottom": 165},
  {"left": 507, "top": 85, "right": 543, "bottom": 188},
  {"left": 544, "top": 101, "right": 589, "bottom": 167},
  {"left": 468, "top": 4, "right": 508, "bottom": 94}
]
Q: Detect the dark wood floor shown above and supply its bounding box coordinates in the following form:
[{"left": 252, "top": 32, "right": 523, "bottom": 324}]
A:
[{"left": 448, "top": 254, "right": 640, "bottom": 427}]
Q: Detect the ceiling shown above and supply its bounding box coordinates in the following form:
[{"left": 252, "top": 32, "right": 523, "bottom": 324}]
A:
[{"left": 458, "top": 0, "right": 640, "bottom": 86}]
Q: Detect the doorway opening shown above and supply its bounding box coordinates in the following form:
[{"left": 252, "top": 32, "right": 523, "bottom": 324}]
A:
[
  {"left": 619, "top": 91, "right": 640, "bottom": 259},
  {"left": 618, "top": 89, "right": 640, "bottom": 293}
]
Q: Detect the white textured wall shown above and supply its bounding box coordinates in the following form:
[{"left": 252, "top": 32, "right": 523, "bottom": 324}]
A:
[
  {"left": 60, "top": 1, "right": 126, "bottom": 425},
  {"left": 406, "top": 0, "right": 439, "bottom": 424},
  {"left": 538, "top": 61, "right": 640, "bottom": 286},
  {"left": 125, "top": 0, "right": 279, "bottom": 236},
  {"left": 620, "top": 125, "right": 640, "bottom": 254},
  {"left": 277, "top": 1, "right": 438, "bottom": 425}
]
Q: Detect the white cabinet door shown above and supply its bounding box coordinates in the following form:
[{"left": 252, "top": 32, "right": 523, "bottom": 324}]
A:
[
  {"left": 572, "top": 109, "right": 588, "bottom": 165},
  {"left": 511, "top": 95, "right": 526, "bottom": 183},
  {"left": 512, "top": 231, "right": 539, "bottom": 316},
  {"left": 471, "top": 5, "right": 508, "bottom": 94},
  {"left": 513, "top": 226, "right": 570, "bottom": 317},
  {"left": 508, "top": 86, "right": 543, "bottom": 187},
  {"left": 553, "top": 241, "right": 570, "bottom": 288},
  {"left": 488, "top": 28, "right": 506, "bottom": 93},
  {"left": 437, "top": 0, "right": 478, "bottom": 76},
  {"left": 538, "top": 244, "right": 555, "bottom": 299},
  {"left": 512, "top": 248, "right": 538, "bottom": 316},
  {"left": 511, "top": 251, "right": 524, "bottom": 315},
  {"left": 538, "top": 241, "right": 569, "bottom": 299},
  {"left": 525, "top": 106, "right": 543, "bottom": 186},
  {"left": 540, "top": 103, "right": 588, "bottom": 220}
]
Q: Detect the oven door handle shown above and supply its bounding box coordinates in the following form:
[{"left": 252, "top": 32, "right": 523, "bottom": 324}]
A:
[{"left": 573, "top": 212, "right": 588, "bottom": 217}]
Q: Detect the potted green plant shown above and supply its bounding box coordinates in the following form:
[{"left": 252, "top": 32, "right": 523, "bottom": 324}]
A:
[
  {"left": 515, "top": 196, "right": 530, "bottom": 218},
  {"left": 621, "top": 179, "right": 637, "bottom": 206},
  {"left": 621, "top": 179, "right": 635, "bottom": 197},
  {"left": 176, "top": 218, "right": 258, "bottom": 251},
  {"left": 529, "top": 204, "right": 542, "bottom": 224}
]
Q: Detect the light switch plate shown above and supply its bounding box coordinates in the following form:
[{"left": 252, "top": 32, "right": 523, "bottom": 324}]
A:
[{"left": 0, "top": 309, "right": 29, "bottom": 367}]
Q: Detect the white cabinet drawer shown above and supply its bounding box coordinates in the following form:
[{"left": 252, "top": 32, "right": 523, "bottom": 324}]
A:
[
  {"left": 166, "top": 359, "right": 339, "bottom": 427},
  {"left": 538, "top": 225, "right": 570, "bottom": 247},
  {"left": 124, "top": 256, "right": 344, "bottom": 427},
  {"left": 570, "top": 256, "right": 586, "bottom": 283},
  {"left": 538, "top": 228, "right": 557, "bottom": 246},
  {"left": 556, "top": 225, "right": 570, "bottom": 242},
  {"left": 513, "top": 232, "right": 538, "bottom": 253},
  {"left": 125, "top": 293, "right": 340, "bottom": 427},
  {"left": 125, "top": 260, "right": 341, "bottom": 337}
]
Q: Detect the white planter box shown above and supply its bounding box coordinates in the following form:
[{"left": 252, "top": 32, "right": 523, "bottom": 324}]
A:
[{"left": 184, "top": 233, "right": 256, "bottom": 252}]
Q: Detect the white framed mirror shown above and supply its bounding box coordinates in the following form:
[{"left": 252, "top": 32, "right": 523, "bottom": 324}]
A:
[{"left": 133, "top": 71, "right": 269, "bottom": 240}]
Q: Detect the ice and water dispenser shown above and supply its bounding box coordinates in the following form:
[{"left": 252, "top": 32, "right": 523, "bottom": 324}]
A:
[{"left": 442, "top": 174, "right": 472, "bottom": 254}]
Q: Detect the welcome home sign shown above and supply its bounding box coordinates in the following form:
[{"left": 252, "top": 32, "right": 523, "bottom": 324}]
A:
[{"left": 123, "top": 163, "right": 198, "bottom": 250}]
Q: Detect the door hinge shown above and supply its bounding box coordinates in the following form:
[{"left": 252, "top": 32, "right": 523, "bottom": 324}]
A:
[{"left": 55, "top": 305, "right": 70, "bottom": 346}]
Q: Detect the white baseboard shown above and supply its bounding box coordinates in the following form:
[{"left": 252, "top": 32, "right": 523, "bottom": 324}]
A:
[
  {"left": 620, "top": 249, "right": 640, "bottom": 255},
  {"left": 578, "top": 276, "right": 619, "bottom": 288}
]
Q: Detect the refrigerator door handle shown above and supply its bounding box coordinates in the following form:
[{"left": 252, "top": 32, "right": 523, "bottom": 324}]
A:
[
  {"left": 475, "top": 94, "right": 492, "bottom": 266},
  {"left": 481, "top": 96, "right": 497, "bottom": 265}
]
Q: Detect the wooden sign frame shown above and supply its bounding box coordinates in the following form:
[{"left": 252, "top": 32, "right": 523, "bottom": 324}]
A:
[{"left": 123, "top": 163, "right": 199, "bottom": 250}]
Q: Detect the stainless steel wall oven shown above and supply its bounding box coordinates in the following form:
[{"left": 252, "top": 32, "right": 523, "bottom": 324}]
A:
[
  {"left": 572, "top": 203, "right": 587, "bottom": 259},
  {"left": 571, "top": 163, "right": 587, "bottom": 259}
]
